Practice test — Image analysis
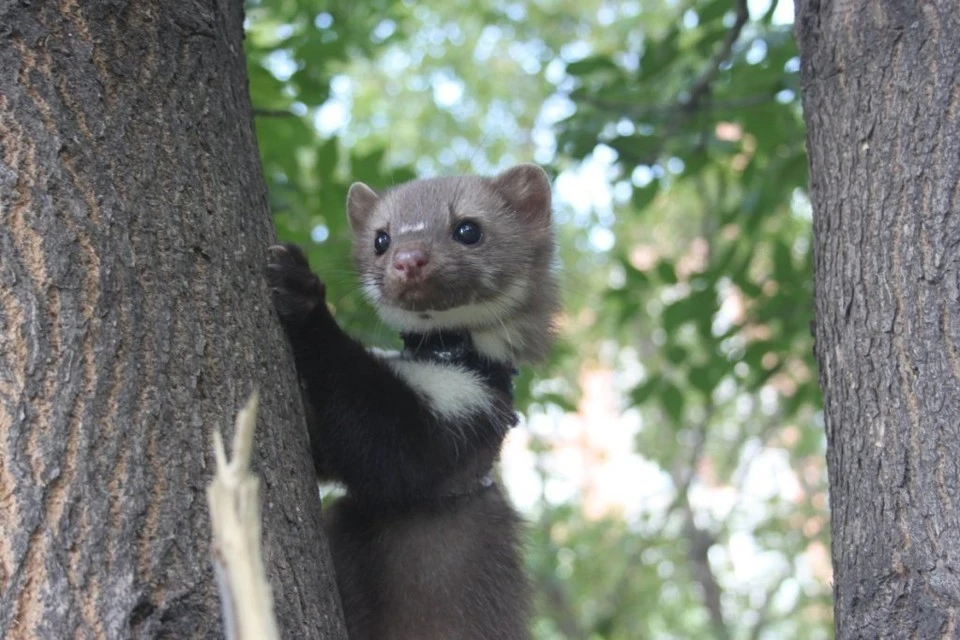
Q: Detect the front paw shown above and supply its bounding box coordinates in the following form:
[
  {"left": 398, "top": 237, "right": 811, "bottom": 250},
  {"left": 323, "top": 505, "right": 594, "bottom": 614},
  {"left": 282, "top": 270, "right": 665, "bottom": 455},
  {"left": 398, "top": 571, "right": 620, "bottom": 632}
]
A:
[{"left": 267, "top": 243, "right": 327, "bottom": 328}]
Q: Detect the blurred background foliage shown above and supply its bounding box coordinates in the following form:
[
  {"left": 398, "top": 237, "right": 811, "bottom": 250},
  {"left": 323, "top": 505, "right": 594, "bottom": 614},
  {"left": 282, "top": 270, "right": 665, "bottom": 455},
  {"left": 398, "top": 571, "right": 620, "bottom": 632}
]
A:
[{"left": 245, "top": 0, "right": 829, "bottom": 637}]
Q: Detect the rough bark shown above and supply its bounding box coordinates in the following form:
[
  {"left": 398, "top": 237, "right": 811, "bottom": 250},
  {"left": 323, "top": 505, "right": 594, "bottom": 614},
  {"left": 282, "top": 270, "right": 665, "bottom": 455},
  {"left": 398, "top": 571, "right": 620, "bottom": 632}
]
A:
[
  {"left": 0, "top": 1, "right": 345, "bottom": 637},
  {"left": 796, "top": 1, "right": 960, "bottom": 637}
]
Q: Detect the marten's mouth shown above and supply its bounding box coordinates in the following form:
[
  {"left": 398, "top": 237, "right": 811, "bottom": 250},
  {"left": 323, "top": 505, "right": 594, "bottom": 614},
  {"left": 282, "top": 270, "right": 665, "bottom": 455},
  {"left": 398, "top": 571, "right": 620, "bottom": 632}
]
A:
[
  {"left": 382, "top": 280, "right": 468, "bottom": 313},
  {"left": 389, "top": 295, "right": 455, "bottom": 313},
  {"left": 372, "top": 281, "right": 520, "bottom": 331}
]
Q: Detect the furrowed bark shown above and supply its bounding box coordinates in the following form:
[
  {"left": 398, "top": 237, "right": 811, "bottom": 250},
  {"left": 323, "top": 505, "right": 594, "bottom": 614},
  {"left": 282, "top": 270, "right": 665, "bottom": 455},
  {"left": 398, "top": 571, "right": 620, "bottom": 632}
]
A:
[
  {"left": 0, "top": 1, "right": 345, "bottom": 637},
  {"left": 796, "top": 1, "right": 960, "bottom": 637}
]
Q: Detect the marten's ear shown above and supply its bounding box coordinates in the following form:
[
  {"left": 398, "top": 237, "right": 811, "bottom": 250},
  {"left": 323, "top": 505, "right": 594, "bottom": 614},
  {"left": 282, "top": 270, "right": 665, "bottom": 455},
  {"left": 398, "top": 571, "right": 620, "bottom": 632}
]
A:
[
  {"left": 490, "top": 164, "right": 552, "bottom": 226},
  {"left": 347, "top": 182, "right": 380, "bottom": 232}
]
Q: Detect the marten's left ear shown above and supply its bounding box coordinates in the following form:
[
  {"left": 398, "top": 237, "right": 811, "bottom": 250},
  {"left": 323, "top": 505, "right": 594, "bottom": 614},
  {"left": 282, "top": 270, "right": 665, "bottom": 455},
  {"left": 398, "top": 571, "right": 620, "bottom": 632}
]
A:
[
  {"left": 490, "top": 164, "right": 552, "bottom": 226},
  {"left": 347, "top": 182, "right": 380, "bottom": 233}
]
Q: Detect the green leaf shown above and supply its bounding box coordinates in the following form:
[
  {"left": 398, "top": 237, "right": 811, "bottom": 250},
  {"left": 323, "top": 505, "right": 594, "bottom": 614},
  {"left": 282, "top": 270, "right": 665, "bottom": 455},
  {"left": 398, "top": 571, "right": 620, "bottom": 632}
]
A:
[
  {"left": 689, "top": 365, "right": 720, "bottom": 396},
  {"left": 624, "top": 260, "right": 651, "bottom": 288},
  {"left": 743, "top": 340, "right": 774, "bottom": 371},
  {"left": 662, "top": 298, "right": 690, "bottom": 329},
  {"left": 655, "top": 261, "right": 678, "bottom": 285},
  {"left": 609, "top": 134, "right": 662, "bottom": 165},
  {"left": 247, "top": 62, "right": 291, "bottom": 111},
  {"left": 693, "top": 25, "right": 731, "bottom": 58},
  {"left": 566, "top": 55, "right": 619, "bottom": 76},
  {"left": 351, "top": 148, "right": 387, "bottom": 185},
  {"left": 315, "top": 136, "right": 339, "bottom": 182},
  {"left": 680, "top": 151, "right": 710, "bottom": 178},
  {"left": 773, "top": 239, "right": 794, "bottom": 282},
  {"left": 660, "top": 383, "right": 685, "bottom": 424},
  {"left": 697, "top": 0, "right": 733, "bottom": 24},
  {"left": 665, "top": 344, "right": 688, "bottom": 364},
  {"left": 631, "top": 178, "right": 660, "bottom": 211},
  {"left": 639, "top": 27, "right": 680, "bottom": 81},
  {"left": 631, "top": 378, "right": 661, "bottom": 406}
]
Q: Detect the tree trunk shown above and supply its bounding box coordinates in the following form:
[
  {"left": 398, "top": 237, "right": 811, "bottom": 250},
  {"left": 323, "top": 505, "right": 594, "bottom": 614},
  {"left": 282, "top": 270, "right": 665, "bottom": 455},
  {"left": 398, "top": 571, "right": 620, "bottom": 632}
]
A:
[
  {"left": 0, "top": 2, "right": 345, "bottom": 637},
  {"left": 796, "top": 2, "right": 960, "bottom": 637}
]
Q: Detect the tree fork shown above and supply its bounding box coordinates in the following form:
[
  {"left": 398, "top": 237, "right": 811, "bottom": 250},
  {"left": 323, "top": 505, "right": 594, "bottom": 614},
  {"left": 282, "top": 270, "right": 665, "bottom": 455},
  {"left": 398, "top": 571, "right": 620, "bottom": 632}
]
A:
[
  {"left": 0, "top": 2, "right": 344, "bottom": 637},
  {"left": 797, "top": 1, "right": 960, "bottom": 636}
]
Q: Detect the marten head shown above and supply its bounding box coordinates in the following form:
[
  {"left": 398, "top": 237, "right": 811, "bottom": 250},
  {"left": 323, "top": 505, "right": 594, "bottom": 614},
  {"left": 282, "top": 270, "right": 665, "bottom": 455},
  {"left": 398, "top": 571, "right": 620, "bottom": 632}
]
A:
[{"left": 347, "top": 164, "right": 559, "bottom": 363}]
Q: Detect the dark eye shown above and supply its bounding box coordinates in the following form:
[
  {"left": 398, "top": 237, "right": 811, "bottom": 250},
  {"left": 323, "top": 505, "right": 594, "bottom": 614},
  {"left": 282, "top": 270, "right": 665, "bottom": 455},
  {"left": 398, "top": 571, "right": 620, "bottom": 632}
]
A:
[
  {"left": 453, "top": 221, "right": 482, "bottom": 245},
  {"left": 374, "top": 231, "right": 391, "bottom": 255}
]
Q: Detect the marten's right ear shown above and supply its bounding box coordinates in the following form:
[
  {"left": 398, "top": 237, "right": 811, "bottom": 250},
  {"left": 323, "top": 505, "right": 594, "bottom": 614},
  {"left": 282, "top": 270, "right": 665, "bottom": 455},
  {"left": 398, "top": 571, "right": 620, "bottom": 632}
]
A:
[
  {"left": 347, "top": 182, "right": 380, "bottom": 233},
  {"left": 490, "top": 164, "right": 552, "bottom": 228}
]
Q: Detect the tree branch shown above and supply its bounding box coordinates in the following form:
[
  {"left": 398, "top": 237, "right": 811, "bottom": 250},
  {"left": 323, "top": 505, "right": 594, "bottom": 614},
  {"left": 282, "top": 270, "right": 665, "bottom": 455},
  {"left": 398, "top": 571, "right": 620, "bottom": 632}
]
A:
[
  {"left": 587, "top": 0, "right": 753, "bottom": 167},
  {"left": 253, "top": 108, "right": 296, "bottom": 118},
  {"left": 684, "top": 515, "right": 730, "bottom": 640},
  {"left": 207, "top": 390, "right": 280, "bottom": 640},
  {"left": 681, "top": 0, "right": 750, "bottom": 113},
  {"left": 748, "top": 575, "right": 787, "bottom": 640},
  {"left": 532, "top": 449, "right": 588, "bottom": 639},
  {"left": 586, "top": 94, "right": 776, "bottom": 121},
  {"left": 663, "top": 405, "right": 732, "bottom": 640},
  {"left": 542, "top": 567, "right": 588, "bottom": 640},
  {"left": 665, "top": 400, "right": 712, "bottom": 516}
]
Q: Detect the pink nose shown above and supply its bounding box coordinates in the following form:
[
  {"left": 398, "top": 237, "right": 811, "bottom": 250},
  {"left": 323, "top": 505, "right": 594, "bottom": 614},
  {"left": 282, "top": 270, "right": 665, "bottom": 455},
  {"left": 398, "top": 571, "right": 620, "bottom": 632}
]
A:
[{"left": 393, "top": 249, "right": 429, "bottom": 277}]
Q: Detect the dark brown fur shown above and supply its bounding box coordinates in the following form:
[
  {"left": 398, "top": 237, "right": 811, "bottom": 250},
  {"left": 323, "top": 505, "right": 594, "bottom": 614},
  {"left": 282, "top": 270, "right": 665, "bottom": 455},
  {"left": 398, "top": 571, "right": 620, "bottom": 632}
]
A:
[
  {"left": 325, "top": 486, "right": 529, "bottom": 640},
  {"left": 268, "top": 164, "right": 558, "bottom": 639}
]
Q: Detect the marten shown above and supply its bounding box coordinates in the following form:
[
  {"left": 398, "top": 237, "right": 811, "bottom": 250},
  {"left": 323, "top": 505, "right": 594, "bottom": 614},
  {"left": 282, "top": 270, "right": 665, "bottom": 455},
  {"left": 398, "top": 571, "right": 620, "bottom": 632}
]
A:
[{"left": 267, "top": 164, "right": 558, "bottom": 639}]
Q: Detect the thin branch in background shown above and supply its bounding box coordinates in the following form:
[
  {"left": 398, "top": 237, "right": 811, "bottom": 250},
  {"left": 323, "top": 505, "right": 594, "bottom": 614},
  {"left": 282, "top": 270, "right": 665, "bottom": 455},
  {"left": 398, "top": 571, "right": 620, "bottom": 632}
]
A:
[
  {"left": 684, "top": 515, "right": 731, "bottom": 640},
  {"left": 665, "top": 400, "right": 712, "bottom": 517},
  {"left": 533, "top": 446, "right": 588, "bottom": 640},
  {"left": 588, "top": 0, "right": 752, "bottom": 167},
  {"left": 586, "top": 94, "right": 777, "bottom": 120},
  {"left": 695, "top": 154, "right": 722, "bottom": 247},
  {"left": 660, "top": 0, "right": 751, "bottom": 149},
  {"left": 542, "top": 566, "right": 588, "bottom": 640},
  {"left": 662, "top": 404, "right": 733, "bottom": 640},
  {"left": 253, "top": 108, "right": 297, "bottom": 118},
  {"left": 681, "top": 0, "right": 751, "bottom": 113},
  {"left": 728, "top": 409, "right": 786, "bottom": 497},
  {"left": 591, "top": 532, "right": 648, "bottom": 634},
  {"left": 749, "top": 574, "right": 788, "bottom": 640}
]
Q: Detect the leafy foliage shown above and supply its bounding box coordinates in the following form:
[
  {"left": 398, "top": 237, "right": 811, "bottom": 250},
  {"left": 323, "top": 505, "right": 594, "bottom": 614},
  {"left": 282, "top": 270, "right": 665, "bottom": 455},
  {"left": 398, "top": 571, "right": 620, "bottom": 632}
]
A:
[{"left": 246, "top": 0, "right": 830, "bottom": 637}]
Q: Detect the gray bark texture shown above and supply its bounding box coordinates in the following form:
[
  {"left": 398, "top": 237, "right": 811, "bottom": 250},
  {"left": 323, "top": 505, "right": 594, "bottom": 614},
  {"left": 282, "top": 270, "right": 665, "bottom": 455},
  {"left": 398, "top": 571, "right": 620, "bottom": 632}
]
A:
[
  {"left": 0, "top": 1, "right": 346, "bottom": 638},
  {"left": 796, "top": 1, "right": 960, "bottom": 637}
]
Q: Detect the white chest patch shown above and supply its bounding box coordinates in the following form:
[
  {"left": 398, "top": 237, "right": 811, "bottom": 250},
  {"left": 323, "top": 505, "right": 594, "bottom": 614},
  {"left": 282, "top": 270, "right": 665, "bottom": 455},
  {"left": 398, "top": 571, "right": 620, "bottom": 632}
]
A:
[
  {"left": 372, "top": 349, "right": 494, "bottom": 420},
  {"left": 471, "top": 327, "right": 521, "bottom": 363}
]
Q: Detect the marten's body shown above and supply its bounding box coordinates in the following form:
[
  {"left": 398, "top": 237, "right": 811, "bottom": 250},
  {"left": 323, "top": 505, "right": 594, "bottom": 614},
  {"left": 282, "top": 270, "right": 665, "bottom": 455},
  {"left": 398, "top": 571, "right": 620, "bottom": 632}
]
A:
[{"left": 267, "top": 164, "right": 557, "bottom": 640}]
